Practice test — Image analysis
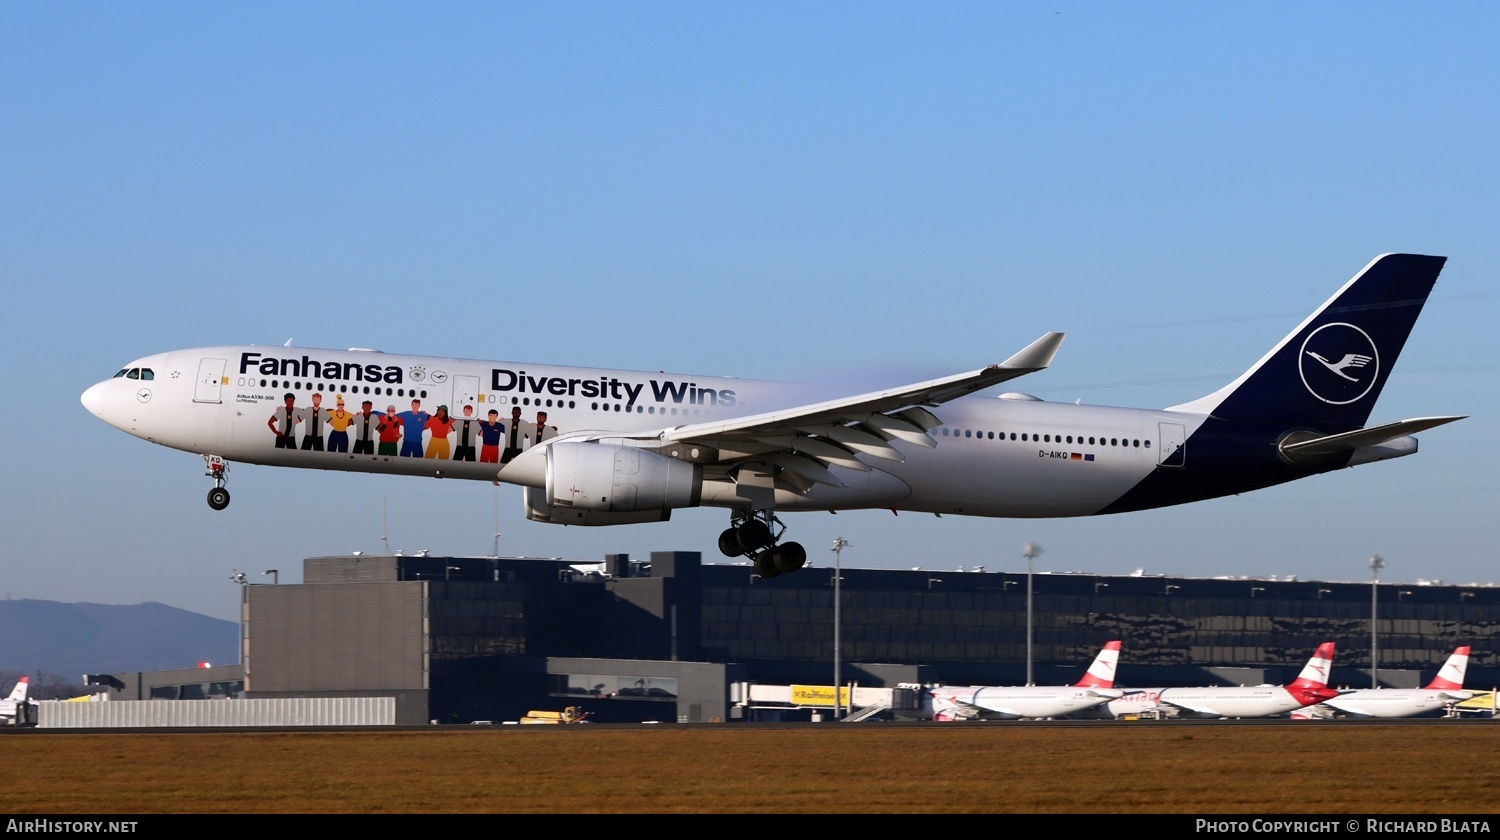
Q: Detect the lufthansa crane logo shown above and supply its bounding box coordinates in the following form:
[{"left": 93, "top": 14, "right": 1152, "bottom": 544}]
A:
[{"left": 1300, "top": 322, "right": 1378, "bottom": 405}]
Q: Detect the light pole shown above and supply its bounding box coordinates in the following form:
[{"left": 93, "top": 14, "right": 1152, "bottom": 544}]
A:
[
  {"left": 831, "top": 537, "right": 850, "bottom": 720},
  {"left": 230, "top": 571, "right": 248, "bottom": 666},
  {"left": 1023, "top": 542, "right": 1041, "bottom": 686},
  {"left": 1370, "top": 554, "right": 1384, "bottom": 689},
  {"left": 262, "top": 569, "right": 278, "bottom": 585}
]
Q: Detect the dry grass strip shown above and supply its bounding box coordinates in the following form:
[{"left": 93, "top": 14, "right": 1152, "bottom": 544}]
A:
[{"left": 2, "top": 724, "right": 1496, "bottom": 814}]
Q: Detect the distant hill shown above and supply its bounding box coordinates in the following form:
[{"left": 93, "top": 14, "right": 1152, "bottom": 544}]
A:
[{"left": 0, "top": 599, "right": 237, "bottom": 677}]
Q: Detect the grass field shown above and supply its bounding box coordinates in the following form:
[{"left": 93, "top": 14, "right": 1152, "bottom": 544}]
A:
[{"left": 3, "top": 723, "right": 1497, "bottom": 814}]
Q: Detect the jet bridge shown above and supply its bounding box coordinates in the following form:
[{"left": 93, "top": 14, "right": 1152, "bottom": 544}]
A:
[{"left": 730, "top": 682, "right": 922, "bottom": 721}]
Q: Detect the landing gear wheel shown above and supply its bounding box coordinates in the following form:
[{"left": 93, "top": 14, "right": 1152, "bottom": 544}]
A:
[
  {"left": 736, "top": 520, "right": 773, "bottom": 553},
  {"left": 207, "top": 487, "right": 231, "bottom": 511},
  {"left": 754, "top": 552, "right": 781, "bottom": 579},
  {"left": 772, "top": 541, "right": 807, "bottom": 573},
  {"left": 718, "top": 528, "right": 745, "bottom": 558}
]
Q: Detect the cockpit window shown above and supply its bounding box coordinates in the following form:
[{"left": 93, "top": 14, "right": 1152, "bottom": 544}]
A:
[{"left": 112, "top": 367, "right": 155, "bottom": 380}]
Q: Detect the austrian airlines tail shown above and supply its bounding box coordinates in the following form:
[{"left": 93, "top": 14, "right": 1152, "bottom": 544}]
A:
[
  {"left": 1073, "top": 640, "right": 1121, "bottom": 689},
  {"left": 1425, "top": 646, "right": 1470, "bottom": 691},
  {"left": 1289, "top": 642, "right": 1337, "bottom": 693},
  {"left": 0, "top": 676, "right": 30, "bottom": 724}
]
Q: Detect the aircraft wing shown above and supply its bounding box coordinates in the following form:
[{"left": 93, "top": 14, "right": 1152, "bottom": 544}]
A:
[
  {"left": 666, "top": 332, "right": 1064, "bottom": 443},
  {"left": 630, "top": 332, "right": 1065, "bottom": 486},
  {"left": 516, "top": 331, "right": 1062, "bottom": 495},
  {"left": 1154, "top": 698, "right": 1223, "bottom": 718}
]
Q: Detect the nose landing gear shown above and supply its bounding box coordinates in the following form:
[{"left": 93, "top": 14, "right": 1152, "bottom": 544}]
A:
[
  {"left": 204, "top": 454, "right": 231, "bottom": 510},
  {"left": 718, "top": 512, "right": 807, "bottom": 578}
]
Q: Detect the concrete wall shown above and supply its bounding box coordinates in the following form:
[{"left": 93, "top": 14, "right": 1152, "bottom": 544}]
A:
[{"left": 39, "top": 697, "right": 396, "bottom": 728}]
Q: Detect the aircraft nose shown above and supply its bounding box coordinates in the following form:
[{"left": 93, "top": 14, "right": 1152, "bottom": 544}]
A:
[
  {"left": 80, "top": 380, "right": 126, "bottom": 429},
  {"left": 80, "top": 381, "right": 108, "bottom": 417}
]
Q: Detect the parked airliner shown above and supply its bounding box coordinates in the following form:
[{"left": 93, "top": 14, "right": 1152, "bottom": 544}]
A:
[
  {"left": 81, "top": 254, "right": 1462, "bottom": 578},
  {"left": 1311, "top": 646, "right": 1473, "bottom": 719},
  {"left": 927, "top": 641, "right": 1123, "bottom": 720},
  {"left": 1130, "top": 642, "right": 1340, "bottom": 719},
  {"left": 0, "top": 677, "right": 31, "bottom": 725}
]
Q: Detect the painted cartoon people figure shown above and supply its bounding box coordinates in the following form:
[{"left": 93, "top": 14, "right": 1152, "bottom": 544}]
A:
[
  {"left": 301, "top": 392, "right": 326, "bottom": 451},
  {"left": 268, "top": 393, "right": 299, "bottom": 449},
  {"left": 501, "top": 406, "right": 527, "bottom": 463},
  {"left": 424, "top": 404, "right": 454, "bottom": 460},
  {"left": 397, "top": 399, "right": 429, "bottom": 458},
  {"left": 452, "top": 404, "right": 478, "bottom": 462},
  {"left": 479, "top": 408, "right": 503, "bottom": 464},
  {"left": 531, "top": 411, "right": 556, "bottom": 447},
  {"left": 351, "top": 400, "right": 379, "bottom": 456},
  {"left": 326, "top": 395, "right": 354, "bottom": 453},
  {"left": 376, "top": 404, "right": 402, "bottom": 457}
]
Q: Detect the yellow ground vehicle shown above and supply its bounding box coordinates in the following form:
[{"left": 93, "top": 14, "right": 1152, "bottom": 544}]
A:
[{"left": 519, "top": 706, "right": 590, "bottom": 724}]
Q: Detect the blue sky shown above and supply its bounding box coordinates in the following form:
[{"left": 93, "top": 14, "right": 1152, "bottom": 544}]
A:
[{"left": 3, "top": 3, "right": 1497, "bottom": 623}]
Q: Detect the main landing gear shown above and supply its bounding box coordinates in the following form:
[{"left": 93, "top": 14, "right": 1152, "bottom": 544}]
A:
[
  {"left": 718, "top": 511, "right": 807, "bottom": 579},
  {"left": 204, "top": 454, "right": 231, "bottom": 510}
]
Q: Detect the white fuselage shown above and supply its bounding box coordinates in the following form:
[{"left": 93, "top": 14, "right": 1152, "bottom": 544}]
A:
[
  {"left": 1151, "top": 685, "right": 1332, "bottom": 719},
  {"left": 1318, "top": 688, "right": 1474, "bottom": 719},
  {"left": 926, "top": 684, "right": 1121, "bottom": 720},
  {"left": 1070, "top": 689, "right": 1169, "bottom": 719},
  {"left": 80, "top": 345, "right": 1204, "bottom": 518}
]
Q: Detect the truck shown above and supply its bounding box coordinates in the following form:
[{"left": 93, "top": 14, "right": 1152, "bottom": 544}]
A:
[{"left": 519, "top": 706, "right": 590, "bottom": 724}]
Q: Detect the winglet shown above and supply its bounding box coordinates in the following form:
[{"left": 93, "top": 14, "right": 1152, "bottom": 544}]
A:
[{"left": 1001, "top": 331, "right": 1066, "bottom": 371}]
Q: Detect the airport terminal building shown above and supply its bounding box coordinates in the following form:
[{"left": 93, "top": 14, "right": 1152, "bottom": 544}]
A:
[{"left": 91, "top": 551, "right": 1500, "bottom": 725}]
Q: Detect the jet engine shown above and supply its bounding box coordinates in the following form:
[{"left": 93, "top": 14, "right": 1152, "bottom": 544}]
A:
[{"left": 525, "top": 442, "right": 703, "bottom": 526}]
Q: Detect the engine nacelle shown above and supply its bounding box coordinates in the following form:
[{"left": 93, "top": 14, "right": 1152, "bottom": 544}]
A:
[
  {"left": 543, "top": 442, "right": 702, "bottom": 514},
  {"left": 524, "top": 486, "right": 674, "bottom": 525}
]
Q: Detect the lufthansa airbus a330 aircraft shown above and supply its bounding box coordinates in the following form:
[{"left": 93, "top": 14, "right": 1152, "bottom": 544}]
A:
[{"left": 81, "top": 254, "right": 1462, "bottom": 578}]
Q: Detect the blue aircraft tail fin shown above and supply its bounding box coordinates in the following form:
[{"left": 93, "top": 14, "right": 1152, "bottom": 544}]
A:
[{"left": 1169, "top": 253, "right": 1446, "bottom": 431}]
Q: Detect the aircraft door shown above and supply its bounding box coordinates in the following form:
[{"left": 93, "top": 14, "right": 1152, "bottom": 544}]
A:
[
  {"left": 194, "top": 358, "right": 226, "bottom": 404},
  {"left": 1157, "top": 422, "right": 1186, "bottom": 468},
  {"left": 452, "top": 375, "right": 480, "bottom": 414}
]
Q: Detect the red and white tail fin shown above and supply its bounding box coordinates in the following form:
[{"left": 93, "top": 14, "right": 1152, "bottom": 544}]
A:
[
  {"left": 6, "top": 677, "right": 28, "bottom": 703},
  {"left": 1289, "top": 642, "right": 1336, "bottom": 689},
  {"left": 1074, "top": 641, "right": 1122, "bottom": 688},
  {"left": 1425, "top": 646, "right": 1470, "bottom": 691}
]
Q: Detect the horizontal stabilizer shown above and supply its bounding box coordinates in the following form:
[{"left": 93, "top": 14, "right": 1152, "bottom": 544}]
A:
[{"left": 1280, "top": 415, "right": 1466, "bottom": 458}]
